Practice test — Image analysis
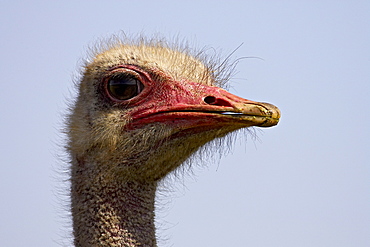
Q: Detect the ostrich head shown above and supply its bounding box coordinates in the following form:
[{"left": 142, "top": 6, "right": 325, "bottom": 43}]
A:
[{"left": 67, "top": 38, "right": 280, "bottom": 246}]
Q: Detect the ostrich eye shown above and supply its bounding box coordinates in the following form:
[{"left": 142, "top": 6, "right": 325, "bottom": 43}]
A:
[{"left": 107, "top": 74, "right": 144, "bottom": 100}]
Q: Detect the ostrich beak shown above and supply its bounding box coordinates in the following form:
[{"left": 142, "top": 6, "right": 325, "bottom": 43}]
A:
[{"left": 130, "top": 81, "right": 280, "bottom": 130}]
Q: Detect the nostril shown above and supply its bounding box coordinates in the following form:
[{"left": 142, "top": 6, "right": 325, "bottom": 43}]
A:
[
  {"left": 203, "top": 96, "right": 233, "bottom": 107},
  {"left": 204, "top": 96, "right": 217, "bottom": 105}
]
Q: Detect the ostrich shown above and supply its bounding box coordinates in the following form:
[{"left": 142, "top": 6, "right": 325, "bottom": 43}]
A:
[{"left": 66, "top": 37, "right": 280, "bottom": 247}]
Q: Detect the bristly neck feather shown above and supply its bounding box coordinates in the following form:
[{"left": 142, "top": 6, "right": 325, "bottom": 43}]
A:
[{"left": 71, "top": 157, "right": 158, "bottom": 247}]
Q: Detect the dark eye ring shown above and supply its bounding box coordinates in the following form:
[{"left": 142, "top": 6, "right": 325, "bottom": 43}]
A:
[{"left": 107, "top": 73, "right": 144, "bottom": 100}]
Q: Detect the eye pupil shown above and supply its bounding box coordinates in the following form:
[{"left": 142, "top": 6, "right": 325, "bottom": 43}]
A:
[{"left": 107, "top": 75, "right": 144, "bottom": 100}]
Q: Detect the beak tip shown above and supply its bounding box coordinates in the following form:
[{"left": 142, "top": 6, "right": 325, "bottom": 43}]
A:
[
  {"left": 258, "top": 102, "right": 281, "bottom": 127},
  {"left": 261, "top": 102, "right": 280, "bottom": 117}
]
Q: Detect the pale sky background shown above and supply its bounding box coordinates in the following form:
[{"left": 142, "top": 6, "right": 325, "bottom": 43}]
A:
[{"left": 0, "top": 1, "right": 369, "bottom": 246}]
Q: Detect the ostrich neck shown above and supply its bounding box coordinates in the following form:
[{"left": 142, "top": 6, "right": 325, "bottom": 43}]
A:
[{"left": 71, "top": 158, "right": 158, "bottom": 247}]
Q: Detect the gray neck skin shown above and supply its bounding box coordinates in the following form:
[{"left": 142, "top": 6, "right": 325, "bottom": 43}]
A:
[{"left": 71, "top": 160, "right": 158, "bottom": 247}]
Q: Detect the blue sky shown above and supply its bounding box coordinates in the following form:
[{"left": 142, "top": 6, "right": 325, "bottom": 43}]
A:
[{"left": 0, "top": 1, "right": 369, "bottom": 246}]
